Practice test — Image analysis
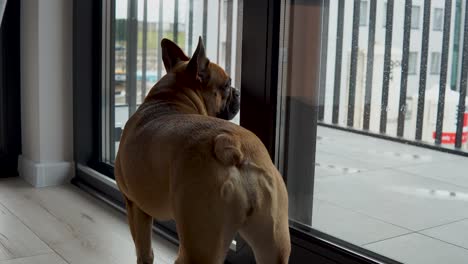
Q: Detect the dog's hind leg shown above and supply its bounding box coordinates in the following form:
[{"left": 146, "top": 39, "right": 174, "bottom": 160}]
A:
[
  {"left": 239, "top": 206, "right": 290, "bottom": 264},
  {"left": 125, "top": 197, "right": 154, "bottom": 264},
  {"left": 172, "top": 175, "right": 245, "bottom": 264},
  {"left": 174, "top": 211, "right": 238, "bottom": 264},
  {"left": 239, "top": 214, "right": 290, "bottom": 264},
  {"left": 238, "top": 172, "right": 291, "bottom": 264}
]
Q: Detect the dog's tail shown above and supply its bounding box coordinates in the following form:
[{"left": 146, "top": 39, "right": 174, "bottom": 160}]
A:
[{"left": 213, "top": 133, "right": 244, "bottom": 166}]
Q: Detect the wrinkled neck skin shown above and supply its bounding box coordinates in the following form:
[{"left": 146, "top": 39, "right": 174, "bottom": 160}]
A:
[{"left": 143, "top": 72, "right": 209, "bottom": 116}]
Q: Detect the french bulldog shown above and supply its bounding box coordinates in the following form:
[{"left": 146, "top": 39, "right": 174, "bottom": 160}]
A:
[{"left": 115, "top": 37, "right": 290, "bottom": 264}]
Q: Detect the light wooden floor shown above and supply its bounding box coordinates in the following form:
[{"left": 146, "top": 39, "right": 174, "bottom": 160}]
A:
[{"left": 0, "top": 177, "right": 178, "bottom": 264}]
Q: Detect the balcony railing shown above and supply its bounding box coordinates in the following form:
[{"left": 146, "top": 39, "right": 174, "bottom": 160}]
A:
[
  {"left": 109, "top": 0, "right": 240, "bottom": 153},
  {"left": 112, "top": 0, "right": 239, "bottom": 109},
  {"left": 318, "top": 0, "right": 468, "bottom": 153},
  {"left": 111, "top": 0, "right": 468, "bottom": 155}
]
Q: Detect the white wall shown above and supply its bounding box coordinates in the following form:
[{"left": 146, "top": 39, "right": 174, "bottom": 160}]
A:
[{"left": 19, "top": 0, "right": 74, "bottom": 187}]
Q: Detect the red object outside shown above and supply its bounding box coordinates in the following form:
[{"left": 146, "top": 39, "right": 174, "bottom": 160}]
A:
[
  {"left": 432, "top": 131, "right": 468, "bottom": 144},
  {"left": 432, "top": 113, "right": 468, "bottom": 144}
]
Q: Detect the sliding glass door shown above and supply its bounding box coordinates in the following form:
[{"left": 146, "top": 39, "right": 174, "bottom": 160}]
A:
[
  {"left": 278, "top": 0, "right": 468, "bottom": 263},
  {"left": 74, "top": 0, "right": 468, "bottom": 263}
]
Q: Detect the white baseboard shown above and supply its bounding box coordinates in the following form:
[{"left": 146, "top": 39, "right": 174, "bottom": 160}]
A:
[{"left": 18, "top": 155, "right": 75, "bottom": 187}]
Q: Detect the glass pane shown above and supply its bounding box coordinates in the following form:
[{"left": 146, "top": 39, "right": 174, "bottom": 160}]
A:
[
  {"left": 431, "top": 52, "right": 441, "bottom": 74},
  {"left": 279, "top": 0, "right": 468, "bottom": 263},
  {"left": 360, "top": 1, "right": 368, "bottom": 26},
  {"left": 434, "top": 8, "right": 444, "bottom": 31},
  {"left": 411, "top": 5, "right": 420, "bottom": 29},
  {"left": 382, "top": 2, "right": 387, "bottom": 27},
  {"left": 408, "top": 51, "right": 418, "bottom": 75},
  {"left": 103, "top": 0, "right": 243, "bottom": 163}
]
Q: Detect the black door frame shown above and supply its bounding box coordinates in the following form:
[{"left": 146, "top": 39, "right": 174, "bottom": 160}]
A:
[
  {"left": 0, "top": 0, "right": 21, "bottom": 177},
  {"left": 72, "top": 0, "right": 400, "bottom": 263}
]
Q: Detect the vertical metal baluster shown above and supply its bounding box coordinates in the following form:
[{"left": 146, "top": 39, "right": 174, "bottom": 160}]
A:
[
  {"left": 226, "top": 0, "right": 233, "bottom": 75},
  {"left": 397, "top": 0, "right": 413, "bottom": 137},
  {"left": 203, "top": 0, "right": 208, "bottom": 42},
  {"left": 174, "top": 0, "right": 179, "bottom": 43},
  {"left": 318, "top": 0, "right": 330, "bottom": 122},
  {"left": 380, "top": 0, "right": 394, "bottom": 134},
  {"left": 435, "top": 0, "right": 453, "bottom": 144},
  {"left": 157, "top": 0, "right": 163, "bottom": 78},
  {"left": 363, "top": 0, "right": 376, "bottom": 130},
  {"left": 455, "top": 1, "right": 468, "bottom": 148},
  {"left": 141, "top": 0, "right": 148, "bottom": 103},
  {"left": 415, "top": 0, "right": 431, "bottom": 140},
  {"left": 110, "top": 0, "right": 116, "bottom": 160},
  {"left": 347, "top": 0, "right": 361, "bottom": 127},
  {"left": 332, "top": 0, "right": 345, "bottom": 124},
  {"left": 126, "top": 0, "right": 138, "bottom": 115},
  {"left": 188, "top": 0, "right": 194, "bottom": 54}
]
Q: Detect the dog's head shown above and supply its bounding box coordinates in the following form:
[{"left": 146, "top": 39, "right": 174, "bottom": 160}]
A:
[{"left": 161, "top": 37, "right": 240, "bottom": 120}]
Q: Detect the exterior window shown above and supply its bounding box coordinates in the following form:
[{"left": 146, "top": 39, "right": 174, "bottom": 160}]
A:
[
  {"left": 433, "top": 8, "right": 444, "bottom": 31},
  {"left": 430, "top": 52, "right": 441, "bottom": 74},
  {"left": 360, "top": 1, "right": 368, "bottom": 26},
  {"left": 408, "top": 52, "right": 418, "bottom": 75},
  {"left": 383, "top": 2, "right": 387, "bottom": 27},
  {"left": 411, "top": 6, "right": 420, "bottom": 29}
]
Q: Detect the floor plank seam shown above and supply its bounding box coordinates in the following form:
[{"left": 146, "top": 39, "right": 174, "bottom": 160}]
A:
[
  {"left": 0, "top": 201, "right": 72, "bottom": 264},
  {"left": 0, "top": 252, "right": 56, "bottom": 263}
]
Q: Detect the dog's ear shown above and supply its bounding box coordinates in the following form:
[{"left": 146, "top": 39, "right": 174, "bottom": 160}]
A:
[
  {"left": 187, "top": 36, "right": 210, "bottom": 83},
  {"left": 161, "top": 38, "right": 189, "bottom": 72}
]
